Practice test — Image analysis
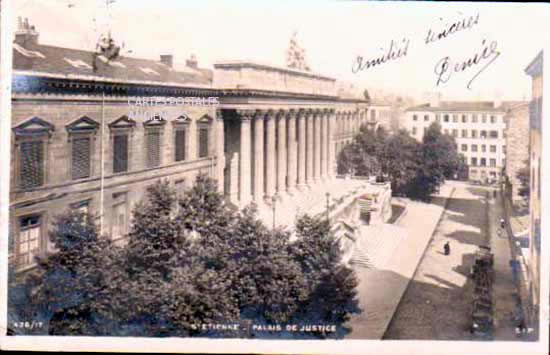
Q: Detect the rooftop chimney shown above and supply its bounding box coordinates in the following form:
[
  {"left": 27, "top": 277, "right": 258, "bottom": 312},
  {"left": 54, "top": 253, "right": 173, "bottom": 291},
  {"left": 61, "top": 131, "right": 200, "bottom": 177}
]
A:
[
  {"left": 160, "top": 54, "right": 173, "bottom": 68},
  {"left": 186, "top": 54, "right": 198, "bottom": 69},
  {"left": 14, "top": 17, "right": 39, "bottom": 46}
]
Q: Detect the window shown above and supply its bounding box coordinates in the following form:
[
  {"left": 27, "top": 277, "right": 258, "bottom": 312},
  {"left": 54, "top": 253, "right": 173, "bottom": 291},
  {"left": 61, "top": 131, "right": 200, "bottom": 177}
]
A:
[
  {"left": 461, "top": 144, "right": 468, "bottom": 152},
  {"left": 145, "top": 129, "right": 161, "bottom": 168},
  {"left": 503, "top": 145, "right": 506, "bottom": 154},
  {"left": 470, "top": 169, "right": 478, "bottom": 176},
  {"left": 435, "top": 114, "right": 441, "bottom": 122},
  {"left": 490, "top": 145, "right": 496, "bottom": 153},
  {"left": 471, "top": 157, "right": 478, "bottom": 166},
  {"left": 13, "top": 117, "right": 55, "bottom": 190},
  {"left": 472, "top": 114, "right": 478, "bottom": 123},
  {"left": 490, "top": 158, "right": 496, "bottom": 167},
  {"left": 490, "top": 115, "right": 496, "bottom": 123},
  {"left": 17, "top": 215, "right": 42, "bottom": 267},
  {"left": 480, "top": 130, "right": 487, "bottom": 139},
  {"left": 109, "top": 116, "right": 136, "bottom": 174},
  {"left": 20, "top": 140, "right": 44, "bottom": 189},
  {"left": 412, "top": 127, "right": 417, "bottom": 135},
  {"left": 424, "top": 115, "right": 429, "bottom": 121},
  {"left": 113, "top": 134, "right": 129, "bottom": 173},
  {"left": 443, "top": 114, "right": 449, "bottom": 122},
  {"left": 198, "top": 128, "right": 209, "bottom": 158},
  {"left": 67, "top": 116, "right": 99, "bottom": 180},
  {"left": 489, "top": 130, "right": 498, "bottom": 138},
  {"left": 462, "top": 115, "right": 467, "bottom": 123},
  {"left": 482, "top": 114, "right": 487, "bottom": 123},
  {"left": 462, "top": 129, "right": 468, "bottom": 138},
  {"left": 71, "top": 137, "right": 91, "bottom": 179},
  {"left": 174, "top": 178, "right": 186, "bottom": 198},
  {"left": 471, "top": 130, "right": 478, "bottom": 138},
  {"left": 480, "top": 158, "right": 487, "bottom": 166},
  {"left": 71, "top": 200, "right": 90, "bottom": 215},
  {"left": 423, "top": 127, "right": 427, "bottom": 135},
  {"left": 452, "top": 114, "right": 458, "bottom": 123},
  {"left": 196, "top": 115, "right": 213, "bottom": 158},
  {"left": 413, "top": 114, "right": 418, "bottom": 121},
  {"left": 471, "top": 144, "right": 478, "bottom": 152},
  {"left": 481, "top": 145, "right": 486, "bottom": 153},
  {"left": 452, "top": 129, "right": 458, "bottom": 137},
  {"left": 111, "top": 192, "right": 128, "bottom": 242},
  {"left": 175, "top": 128, "right": 187, "bottom": 162}
]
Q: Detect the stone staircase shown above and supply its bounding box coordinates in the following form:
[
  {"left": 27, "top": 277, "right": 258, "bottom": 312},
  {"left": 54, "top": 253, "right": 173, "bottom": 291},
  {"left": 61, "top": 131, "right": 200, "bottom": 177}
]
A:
[{"left": 350, "top": 224, "right": 407, "bottom": 270}]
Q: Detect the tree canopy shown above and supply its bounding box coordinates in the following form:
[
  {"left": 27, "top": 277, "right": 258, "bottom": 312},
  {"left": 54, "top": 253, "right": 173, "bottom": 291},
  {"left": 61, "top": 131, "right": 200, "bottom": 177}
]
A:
[{"left": 10, "top": 175, "right": 359, "bottom": 338}]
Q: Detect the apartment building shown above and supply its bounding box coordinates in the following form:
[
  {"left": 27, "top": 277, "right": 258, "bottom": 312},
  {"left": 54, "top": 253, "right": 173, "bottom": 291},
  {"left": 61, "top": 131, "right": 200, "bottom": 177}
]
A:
[{"left": 404, "top": 101, "right": 507, "bottom": 183}]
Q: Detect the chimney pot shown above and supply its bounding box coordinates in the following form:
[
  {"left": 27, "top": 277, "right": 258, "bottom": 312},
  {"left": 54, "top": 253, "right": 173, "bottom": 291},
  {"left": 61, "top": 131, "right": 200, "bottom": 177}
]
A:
[
  {"left": 160, "top": 54, "right": 173, "bottom": 68},
  {"left": 186, "top": 54, "right": 198, "bottom": 69},
  {"left": 14, "top": 18, "right": 39, "bottom": 46}
]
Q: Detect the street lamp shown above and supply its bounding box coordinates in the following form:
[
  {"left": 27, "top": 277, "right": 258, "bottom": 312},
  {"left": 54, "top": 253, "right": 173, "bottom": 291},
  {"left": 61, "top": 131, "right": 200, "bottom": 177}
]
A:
[
  {"left": 325, "top": 192, "right": 330, "bottom": 222},
  {"left": 272, "top": 194, "right": 277, "bottom": 229}
]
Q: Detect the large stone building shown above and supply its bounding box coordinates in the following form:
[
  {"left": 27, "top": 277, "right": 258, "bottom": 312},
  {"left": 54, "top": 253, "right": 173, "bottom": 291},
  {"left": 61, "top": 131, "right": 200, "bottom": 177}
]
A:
[
  {"left": 504, "top": 102, "right": 530, "bottom": 203},
  {"left": 8, "top": 20, "right": 376, "bottom": 270},
  {"left": 404, "top": 100, "right": 508, "bottom": 182},
  {"left": 524, "top": 50, "right": 543, "bottom": 334}
]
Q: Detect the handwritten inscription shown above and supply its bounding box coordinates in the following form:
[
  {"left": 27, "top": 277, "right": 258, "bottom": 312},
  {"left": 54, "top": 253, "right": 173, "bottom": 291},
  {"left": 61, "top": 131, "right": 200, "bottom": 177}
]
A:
[
  {"left": 434, "top": 39, "right": 500, "bottom": 89},
  {"left": 351, "top": 13, "right": 501, "bottom": 89},
  {"left": 352, "top": 38, "right": 410, "bottom": 73},
  {"left": 425, "top": 13, "right": 480, "bottom": 45}
]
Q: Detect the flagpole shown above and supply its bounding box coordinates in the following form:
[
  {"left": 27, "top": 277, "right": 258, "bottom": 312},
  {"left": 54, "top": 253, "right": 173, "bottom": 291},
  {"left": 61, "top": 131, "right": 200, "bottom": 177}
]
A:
[{"left": 99, "top": 91, "right": 105, "bottom": 235}]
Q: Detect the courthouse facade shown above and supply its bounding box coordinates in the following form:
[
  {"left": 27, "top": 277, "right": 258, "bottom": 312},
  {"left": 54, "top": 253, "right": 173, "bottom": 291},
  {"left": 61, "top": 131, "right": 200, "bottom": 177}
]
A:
[{"left": 9, "top": 21, "right": 371, "bottom": 270}]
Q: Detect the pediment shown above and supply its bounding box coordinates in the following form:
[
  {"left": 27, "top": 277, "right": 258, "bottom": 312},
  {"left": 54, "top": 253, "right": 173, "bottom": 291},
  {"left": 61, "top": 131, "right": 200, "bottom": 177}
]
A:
[
  {"left": 173, "top": 113, "right": 191, "bottom": 125},
  {"left": 66, "top": 116, "right": 100, "bottom": 133},
  {"left": 197, "top": 114, "right": 213, "bottom": 124},
  {"left": 12, "top": 116, "right": 55, "bottom": 137},
  {"left": 108, "top": 115, "right": 136, "bottom": 129},
  {"left": 143, "top": 115, "right": 167, "bottom": 127}
]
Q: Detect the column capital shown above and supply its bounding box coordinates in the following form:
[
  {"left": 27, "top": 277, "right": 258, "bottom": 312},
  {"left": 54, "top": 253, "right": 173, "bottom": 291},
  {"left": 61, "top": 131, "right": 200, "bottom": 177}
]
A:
[
  {"left": 236, "top": 109, "right": 255, "bottom": 121},
  {"left": 287, "top": 109, "right": 299, "bottom": 118}
]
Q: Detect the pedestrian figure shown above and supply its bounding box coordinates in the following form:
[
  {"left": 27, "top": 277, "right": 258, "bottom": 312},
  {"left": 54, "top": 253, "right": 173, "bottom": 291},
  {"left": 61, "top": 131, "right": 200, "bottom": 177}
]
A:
[
  {"left": 500, "top": 218, "right": 505, "bottom": 229},
  {"left": 444, "top": 241, "right": 450, "bottom": 256}
]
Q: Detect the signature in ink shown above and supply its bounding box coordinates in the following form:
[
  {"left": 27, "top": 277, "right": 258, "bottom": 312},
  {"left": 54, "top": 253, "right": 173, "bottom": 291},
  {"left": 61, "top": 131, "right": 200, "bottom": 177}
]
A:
[
  {"left": 434, "top": 39, "right": 500, "bottom": 89},
  {"left": 352, "top": 38, "right": 410, "bottom": 73},
  {"left": 425, "top": 13, "right": 480, "bottom": 45}
]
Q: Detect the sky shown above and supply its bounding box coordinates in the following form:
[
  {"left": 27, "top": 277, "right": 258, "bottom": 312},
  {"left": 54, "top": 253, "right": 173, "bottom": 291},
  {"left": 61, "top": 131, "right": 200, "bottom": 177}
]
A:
[{"left": 12, "top": 0, "right": 549, "bottom": 102}]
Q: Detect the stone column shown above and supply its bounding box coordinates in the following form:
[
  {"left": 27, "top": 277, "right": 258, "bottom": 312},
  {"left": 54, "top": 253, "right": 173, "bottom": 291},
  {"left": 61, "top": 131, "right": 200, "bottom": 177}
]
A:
[
  {"left": 287, "top": 110, "right": 298, "bottom": 192},
  {"left": 215, "top": 109, "right": 225, "bottom": 194},
  {"left": 297, "top": 110, "right": 307, "bottom": 188},
  {"left": 265, "top": 110, "right": 276, "bottom": 200},
  {"left": 327, "top": 110, "right": 335, "bottom": 178},
  {"left": 238, "top": 111, "right": 252, "bottom": 206},
  {"left": 253, "top": 110, "right": 264, "bottom": 203},
  {"left": 276, "top": 110, "right": 287, "bottom": 195},
  {"left": 314, "top": 111, "right": 322, "bottom": 182},
  {"left": 306, "top": 111, "right": 314, "bottom": 186},
  {"left": 320, "top": 111, "right": 327, "bottom": 180}
]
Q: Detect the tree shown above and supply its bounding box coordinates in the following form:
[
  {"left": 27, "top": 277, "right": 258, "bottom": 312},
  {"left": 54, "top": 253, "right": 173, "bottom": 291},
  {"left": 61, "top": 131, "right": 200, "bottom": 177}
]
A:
[{"left": 290, "top": 215, "right": 359, "bottom": 337}]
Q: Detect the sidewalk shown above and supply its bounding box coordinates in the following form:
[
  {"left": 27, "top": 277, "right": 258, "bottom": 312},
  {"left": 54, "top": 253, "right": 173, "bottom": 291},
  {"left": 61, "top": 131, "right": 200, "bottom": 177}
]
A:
[
  {"left": 345, "top": 183, "right": 455, "bottom": 339},
  {"left": 489, "top": 192, "right": 526, "bottom": 340}
]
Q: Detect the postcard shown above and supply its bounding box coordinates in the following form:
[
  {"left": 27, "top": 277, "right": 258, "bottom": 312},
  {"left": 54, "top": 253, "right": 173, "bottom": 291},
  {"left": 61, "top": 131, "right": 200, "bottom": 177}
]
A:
[{"left": 0, "top": 0, "right": 548, "bottom": 354}]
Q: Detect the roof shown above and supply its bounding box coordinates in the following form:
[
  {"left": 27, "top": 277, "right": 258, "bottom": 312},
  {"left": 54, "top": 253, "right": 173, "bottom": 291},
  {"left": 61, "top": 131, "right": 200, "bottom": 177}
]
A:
[
  {"left": 525, "top": 50, "right": 543, "bottom": 77},
  {"left": 406, "top": 101, "right": 507, "bottom": 113},
  {"left": 13, "top": 41, "right": 212, "bottom": 87}
]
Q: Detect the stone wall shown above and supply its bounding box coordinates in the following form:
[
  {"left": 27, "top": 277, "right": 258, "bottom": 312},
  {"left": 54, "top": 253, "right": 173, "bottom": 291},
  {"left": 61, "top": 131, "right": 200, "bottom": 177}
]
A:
[{"left": 504, "top": 102, "right": 529, "bottom": 203}]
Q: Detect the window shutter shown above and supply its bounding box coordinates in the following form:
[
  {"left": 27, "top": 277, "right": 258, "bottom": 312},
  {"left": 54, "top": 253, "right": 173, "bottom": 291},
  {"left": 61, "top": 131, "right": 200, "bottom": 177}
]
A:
[
  {"left": 113, "top": 134, "right": 128, "bottom": 173},
  {"left": 198, "top": 128, "right": 209, "bottom": 158},
  {"left": 146, "top": 130, "right": 161, "bottom": 167},
  {"left": 72, "top": 137, "right": 91, "bottom": 179},
  {"left": 20, "top": 140, "right": 44, "bottom": 189},
  {"left": 175, "top": 129, "right": 186, "bottom": 162}
]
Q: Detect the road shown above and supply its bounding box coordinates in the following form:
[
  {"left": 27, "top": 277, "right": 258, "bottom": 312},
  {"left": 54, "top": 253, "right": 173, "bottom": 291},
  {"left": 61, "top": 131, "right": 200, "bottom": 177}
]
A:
[{"left": 384, "top": 182, "right": 518, "bottom": 340}]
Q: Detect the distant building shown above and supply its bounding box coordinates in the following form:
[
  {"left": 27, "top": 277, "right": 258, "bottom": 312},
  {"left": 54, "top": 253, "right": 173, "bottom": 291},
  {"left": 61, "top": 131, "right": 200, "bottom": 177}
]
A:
[
  {"left": 524, "top": 50, "right": 543, "bottom": 334},
  {"left": 404, "top": 100, "right": 507, "bottom": 182},
  {"left": 504, "top": 102, "right": 530, "bottom": 203},
  {"left": 365, "top": 101, "right": 392, "bottom": 132}
]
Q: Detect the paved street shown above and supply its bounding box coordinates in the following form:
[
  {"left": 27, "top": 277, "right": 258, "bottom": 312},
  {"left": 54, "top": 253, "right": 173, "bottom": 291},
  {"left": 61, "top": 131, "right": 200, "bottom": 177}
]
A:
[
  {"left": 384, "top": 182, "right": 519, "bottom": 340},
  {"left": 346, "top": 183, "right": 455, "bottom": 339}
]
